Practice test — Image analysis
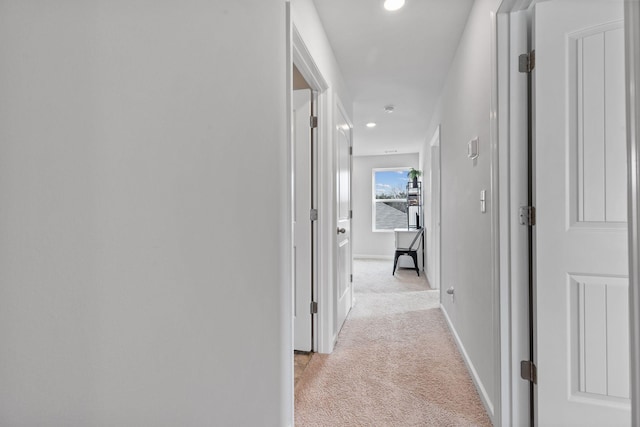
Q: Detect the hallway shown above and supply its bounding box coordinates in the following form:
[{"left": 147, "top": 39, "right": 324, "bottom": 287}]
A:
[{"left": 295, "top": 259, "right": 491, "bottom": 426}]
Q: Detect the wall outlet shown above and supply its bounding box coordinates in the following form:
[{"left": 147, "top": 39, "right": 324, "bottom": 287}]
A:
[{"left": 446, "top": 286, "right": 455, "bottom": 302}]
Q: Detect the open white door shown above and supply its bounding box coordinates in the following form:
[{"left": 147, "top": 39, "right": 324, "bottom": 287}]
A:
[
  {"left": 534, "top": 1, "right": 630, "bottom": 425},
  {"left": 335, "top": 103, "right": 352, "bottom": 336},
  {"left": 293, "top": 89, "right": 313, "bottom": 351}
]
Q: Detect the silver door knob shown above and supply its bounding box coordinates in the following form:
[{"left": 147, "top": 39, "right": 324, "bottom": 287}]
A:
[{"left": 337, "top": 227, "right": 346, "bottom": 234}]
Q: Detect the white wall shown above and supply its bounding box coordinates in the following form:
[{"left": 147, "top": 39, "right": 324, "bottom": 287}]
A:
[
  {"left": 352, "top": 154, "right": 419, "bottom": 258},
  {"left": 0, "top": 1, "right": 290, "bottom": 425},
  {"left": 421, "top": 0, "right": 503, "bottom": 423}
]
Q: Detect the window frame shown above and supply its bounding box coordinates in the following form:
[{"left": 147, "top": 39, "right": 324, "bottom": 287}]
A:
[{"left": 371, "top": 167, "right": 411, "bottom": 232}]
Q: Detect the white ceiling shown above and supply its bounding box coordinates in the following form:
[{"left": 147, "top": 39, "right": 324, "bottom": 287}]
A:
[{"left": 312, "top": 0, "right": 474, "bottom": 156}]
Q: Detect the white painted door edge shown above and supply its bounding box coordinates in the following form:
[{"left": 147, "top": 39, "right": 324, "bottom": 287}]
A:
[{"left": 624, "top": 0, "right": 640, "bottom": 424}]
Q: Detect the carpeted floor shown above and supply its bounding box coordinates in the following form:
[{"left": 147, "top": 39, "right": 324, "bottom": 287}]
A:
[{"left": 294, "top": 259, "right": 492, "bottom": 426}]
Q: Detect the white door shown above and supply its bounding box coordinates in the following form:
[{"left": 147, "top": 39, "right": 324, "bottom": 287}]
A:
[
  {"left": 534, "top": 1, "right": 630, "bottom": 425},
  {"left": 335, "top": 104, "right": 352, "bottom": 336},
  {"left": 293, "top": 89, "right": 313, "bottom": 351}
]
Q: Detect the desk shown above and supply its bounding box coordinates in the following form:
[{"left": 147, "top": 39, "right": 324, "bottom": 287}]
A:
[{"left": 394, "top": 228, "right": 424, "bottom": 270}]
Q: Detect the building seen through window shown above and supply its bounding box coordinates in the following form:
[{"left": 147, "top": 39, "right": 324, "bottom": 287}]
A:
[{"left": 372, "top": 168, "right": 410, "bottom": 231}]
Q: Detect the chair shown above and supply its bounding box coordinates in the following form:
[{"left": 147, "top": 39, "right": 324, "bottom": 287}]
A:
[{"left": 392, "top": 228, "right": 424, "bottom": 276}]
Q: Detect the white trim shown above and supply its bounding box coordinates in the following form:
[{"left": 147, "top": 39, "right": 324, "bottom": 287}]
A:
[
  {"left": 496, "top": 11, "right": 512, "bottom": 427},
  {"left": 291, "top": 23, "right": 333, "bottom": 356},
  {"left": 625, "top": 0, "right": 640, "bottom": 424},
  {"left": 441, "top": 305, "right": 495, "bottom": 418},
  {"left": 495, "top": 2, "right": 534, "bottom": 426},
  {"left": 284, "top": 6, "right": 294, "bottom": 425},
  {"left": 429, "top": 128, "right": 439, "bottom": 146},
  {"left": 291, "top": 26, "right": 328, "bottom": 92},
  {"left": 318, "top": 89, "right": 334, "bottom": 353},
  {"left": 489, "top": 8, "right": 503, "bottom": 425},
  {"left": 428, "top": 126, "right": 441, "bottom": 290}
]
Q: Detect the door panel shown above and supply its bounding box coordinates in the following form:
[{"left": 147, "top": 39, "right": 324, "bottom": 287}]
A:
[
  {"left": 335, "top": 105, "right": 352, "bottom": 336},
  {"left": 293, "top": 89, "right": 312, "bottom": 351},
  {"left": 534, "top": 1, "right": 630, "bottom": 425}
]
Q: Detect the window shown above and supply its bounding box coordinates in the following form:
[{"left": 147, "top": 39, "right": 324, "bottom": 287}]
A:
[{"left": 372, "top": 168, "right": 410, "bottom": 231}]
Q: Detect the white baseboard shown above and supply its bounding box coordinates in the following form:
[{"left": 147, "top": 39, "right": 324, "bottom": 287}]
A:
[
  {"left": 426, "top": 271, "right": 437, "bottom": 289},
  {"left": 440, "top": 304, "right": 495, "bottom": 421},
  {"left": 353, "top": 254, "right": 393, "bottom": 260}
]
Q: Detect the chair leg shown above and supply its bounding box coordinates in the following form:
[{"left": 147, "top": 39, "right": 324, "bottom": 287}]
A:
[
  {"left": 410, "top": 252, "right": 419, "bottom": 276},
  {"left": 392, "top": 253, "right": 399, "bottom": 275}
]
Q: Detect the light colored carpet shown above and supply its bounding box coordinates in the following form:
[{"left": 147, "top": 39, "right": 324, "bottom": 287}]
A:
[
  {"left": 294, "top": 259, "right": 492, "bottom": 426},
  {"left": 295, "top": 352, "right": 313, "bottom": 387}
]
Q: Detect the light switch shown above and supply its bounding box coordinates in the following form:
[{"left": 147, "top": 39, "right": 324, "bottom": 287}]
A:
[{"left": 468, "top": 137, "right": 479, "bottom": 160}]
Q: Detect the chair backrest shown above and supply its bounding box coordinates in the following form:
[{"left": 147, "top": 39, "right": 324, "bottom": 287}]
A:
[{"left": 406, "top": 228, "right": 424, "bottom": 250}]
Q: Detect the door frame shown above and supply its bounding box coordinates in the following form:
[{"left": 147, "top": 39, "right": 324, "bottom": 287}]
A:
[
  {"left": 495, "top": 4, "right": 532, "bottom": 426},
  {"left": 428, "top": 126, "right": 441, "bottom": 290},
  {"left": 290, "top": 23, "right": 337, "bottom": 354},
  {"left": 625, "top": 0, "right": 640, "bottom": 423},
  {"left": 495, "top": 0, "right": 640, "bottom": 425}
]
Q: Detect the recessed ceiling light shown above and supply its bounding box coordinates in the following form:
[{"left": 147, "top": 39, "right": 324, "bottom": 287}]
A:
[
  {"left": 366, "top": 122, "right": 377, "bottom": 128},
  {"left": 383, "top": 0, "right": 405, "bottom": 11},
  {"left": 384, "top": 105, "right": 395, "bottom": 113}
]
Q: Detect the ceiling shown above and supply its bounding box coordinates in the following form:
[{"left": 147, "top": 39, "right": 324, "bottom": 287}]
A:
[{"left": 312, "top": 0, "right": 474, "bottom": 156}]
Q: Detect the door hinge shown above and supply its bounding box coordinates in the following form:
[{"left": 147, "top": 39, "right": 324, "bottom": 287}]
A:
[
  {"left": 310, "top": 208, "right": 318, "bottom": 221},
  {"left": 349, "top": 146, "right": 353, "bottom": 156},
  {"left": 519, "top": 50, "right": 535, "bottom": 73},
  {"left": 520, "top": 360, "right": 537, "bottom": 384},
  {"left": 350, "top": 274, "right": 353, "bottom": 283},
  {"left": 519, "top": 206, "right": 536, "bottom": 226},
  {"left": 349, "top": 209, "right": 353, "bottom": 219},
  {"left": 310, "top": 116, "right": 318, "bottom": 128},
  {"left": 310, "top": 301, "right": 318, "bottom": 314}
]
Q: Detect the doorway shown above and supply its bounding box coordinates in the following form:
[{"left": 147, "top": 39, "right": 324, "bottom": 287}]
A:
[
  {"left": 293, "top": 65, "right": 316, "bottom": 353},
  {"left": 289, "top": 18, "right": 334, "bottom": 359}
]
